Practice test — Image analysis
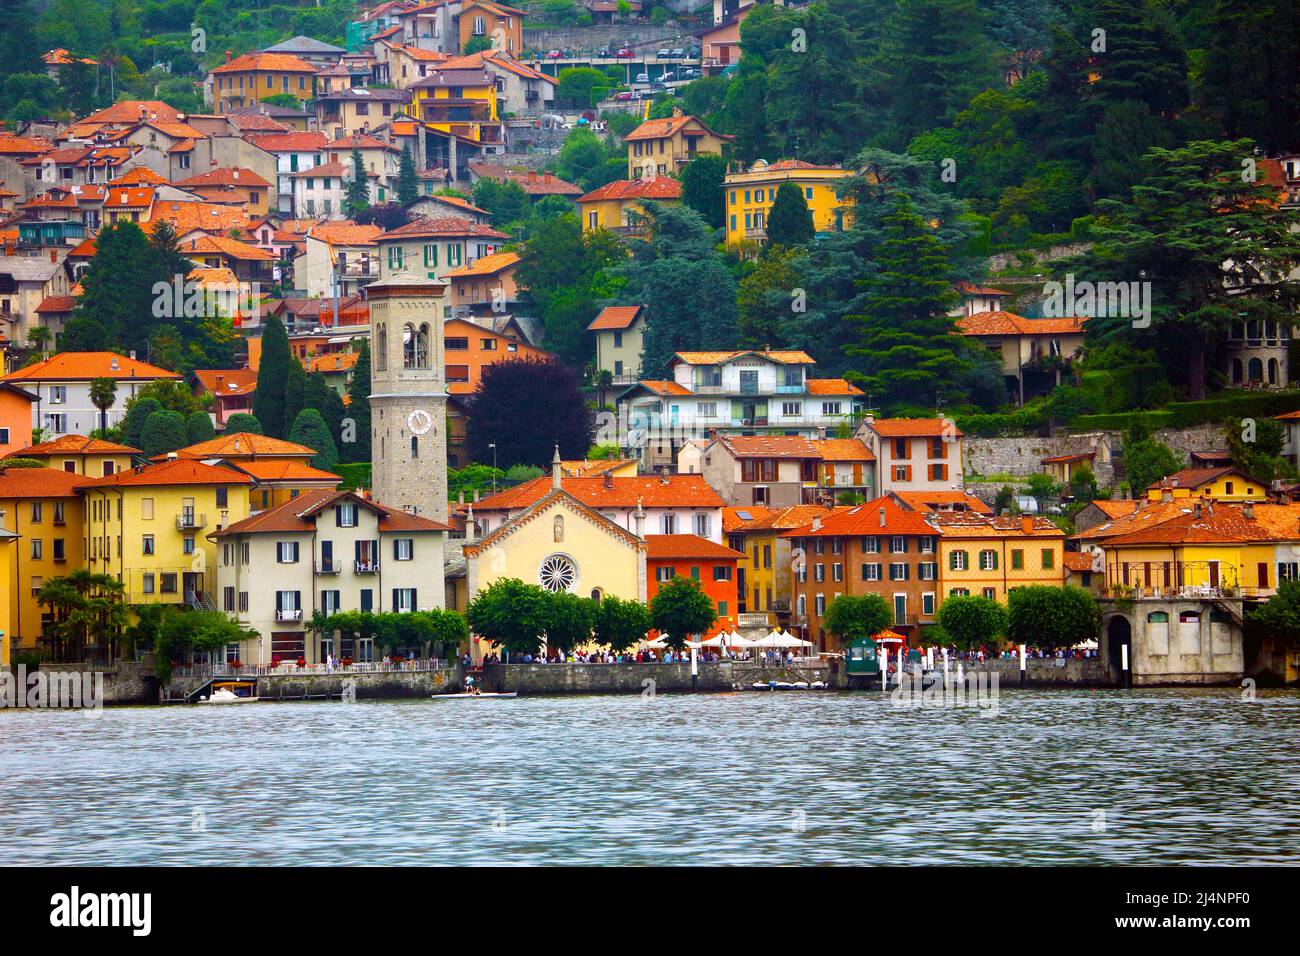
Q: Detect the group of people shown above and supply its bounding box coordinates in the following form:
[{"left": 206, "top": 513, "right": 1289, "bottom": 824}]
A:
[{"left": 460, "top": 648, "right": 806, "bottom": 665}]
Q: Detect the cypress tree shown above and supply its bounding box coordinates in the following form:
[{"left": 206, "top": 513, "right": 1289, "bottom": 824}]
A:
[
  {"left": 185, "top": 411, "right": 216, "bottom": 445},
  {"left": 140, "top": 410, "right": 188, "bottom": 457},
  {"left": 765, "top": 181, "right": 815, "bottom": 247},
  {"left": 253, "top": 316, "right": 290, "bottom": 438},
  {"left": 282, "top": 359, "right": 308, "bottom": 443},
  {"left": 288, "top": 408, "right": 340, "bottom": 472},
  {"left": 223, "top": 413, "right": 263, "bottom": 435},
  {"left": 344, "top": 146, "right": 371, "bottom": 218},
  {"left": 344, "top": 341, "right": 372, "bottom": 463},
  {"left": 843, "top": 193, "right": 967, "bottom": 412},
  {"left": 397, "top": 144, "right": 419, "bottom": 205},
  {"left": 122, "top": 397, "right": 162, "bottom": 449}
]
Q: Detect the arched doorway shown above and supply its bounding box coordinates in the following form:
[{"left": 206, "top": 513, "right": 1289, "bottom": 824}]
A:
[{"left": 1107, "top": 615, "right": 1132, "bottom": 677}]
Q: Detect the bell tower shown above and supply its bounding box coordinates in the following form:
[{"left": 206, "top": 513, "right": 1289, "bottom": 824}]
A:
[{"left": 366, "top": 272, "right": 449, "bottom": 521}]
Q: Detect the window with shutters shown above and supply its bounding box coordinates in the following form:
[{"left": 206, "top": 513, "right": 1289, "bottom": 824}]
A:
[
  {"left": 889, "top": 563, "right": 908, "bottom": 581},
  {"left": 951, "top": 550, "right": 968, "bottom": 571},
  {"left": 277, "top": 541, "right": 300, "bottom": 563},
  {"left": 890, "top": 536, "right": 907, "bottom": 553},
  {"left": 861, "top": 563, "right": 881, "bottom": 581},
  {"left": 861, "top": 536, "right": 880, "bottom": 554},
  {"left": 1041, "top": 549, "right": 1055, "bottom": 570},
  {"left": 394, "top": 538, "right": 414, "bottom": 560},
  {"left": 1011, "top": 549, "right": 1024, "bottom": 570},
  {"left": 979, "top": 549, "right": 998, "bottom": 571}
]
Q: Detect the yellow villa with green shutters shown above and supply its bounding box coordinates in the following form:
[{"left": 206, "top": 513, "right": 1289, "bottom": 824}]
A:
[
  {"left": 933, "top": 512, "right": 1066, "bottom": 604},
  {"left": 724, "top": 159, "right": 855, "bottom": 249},
  {"left": 77, "top": 458, "right": 252, "bottom": 607}
]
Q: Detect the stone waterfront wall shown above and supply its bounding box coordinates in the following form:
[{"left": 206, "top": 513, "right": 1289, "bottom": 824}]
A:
[
  {"left": 845, "top": 658, "right": 1116, "bottom": 689},
  {"left": 164, "top": 666, "right": 463, "bottom": 702},
  {"left": 482, "top": 661, "right": 831, "bottom": 695},
  {"left": 39, "top": 661, "right": 157, "bottom": 705}
]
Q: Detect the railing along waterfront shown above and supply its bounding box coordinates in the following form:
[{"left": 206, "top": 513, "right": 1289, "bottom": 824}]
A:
[{"left": 171, "top": 659, "right": 446, "bottom": 679}]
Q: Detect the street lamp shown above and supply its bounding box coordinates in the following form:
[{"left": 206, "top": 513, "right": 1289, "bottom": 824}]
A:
[{"left": 488, "top": 443, "right": 497, "bottom": 492}]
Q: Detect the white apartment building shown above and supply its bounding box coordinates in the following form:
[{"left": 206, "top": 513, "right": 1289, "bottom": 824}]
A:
[
  {"left": 375, "top": 217, "right": 510, "bottom": 282},
  {"left": 616, "top": 349, "right": 865, "bottom": 472},
  {"left": 0, "top": 351, "right": 181, "bottom": 438},
  {"left": 213, "top": 488, "right": 451, "bottom": 665}
]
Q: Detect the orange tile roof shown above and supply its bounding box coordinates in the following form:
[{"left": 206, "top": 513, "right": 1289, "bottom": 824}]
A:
[
  {"left": 1063, "top": 552, "right": 1096, "bottom": 572},
  {"left": 230, "top": 459, "right": 341, "bottom": 483},
  {"left": 380, "top": 217, "right": 508, "bottom": 240},
  {"left": 624, "top": 113, "right": 728, "bottom": 142},
  {"left": 104, "top": 186, "right": 155, "bottom": 208},
  {"left": 781, "top": 496, "right": 936, "bottom": 537},
  {"left": 307, "top": 352, "right": 359, "bottom": 373},
  {"left": 956, "top": 281, "right": 1010, "bottom": 296},
  {"left": 77, "top": 457, "right": 253, "bottom": 489},
  {"left": 193, "top": 369, "right": 258, "bottom": 398},
  {"left": 889, "top": 491, "right": 991, "bottom": 514},
  {"left": 473, "top": 474, "right": 724, "bottom": 511},
  {"left": 1145, "top": 466, "right": 1252, "bottom": 491},
  {"left": 578, "top": 177, "right": 681, "bottom": 203},
  {"left": 35, "top": 295, "right": 77, "bottom": 314},
  {"left": 1100, "top": 502, "right": 1277, "bottom": 546},
  {"left": 633, "top": 380, "right": 694, "bottom": 397},
  {"left": 149, "top": 201, "right": 252, "bottom": 236},
  {"left": 182, "top": 234, "right": 276, "bottom": 261},
  {"left": 79, "top": 101, "right": 182, "bottom": 126},
  {"left": 1041, "top": 451, "right": 1095, "bottom": 464},
  {"left": 713, "top": 435, "right": 821, "bottom": 458},
  {"left": 211, "top": 52, "right": 318, "bottom": 74},
  {"left": 645, "top": 534, "right": 743, "bottom": 560},
  {"left": 111, "top": 166, "right": 168, "bottom": 186},
  {"left": 587, "top": 305, "right": 644, "bottom": 331},
  {"left": 865, "top": 417, "right": 960, "bottom": 438},
  {"left": 4, "top": 435, "right": 140, "bottom": 458},
  {"left": 1087, "top": 500, "right": 1141, "bottom": 519},
  {"left": 728, "top": 504, "right": 835, "bottom": 533},
  {"left": 308, "top": 222, "right": 384, "bottom": 246},
  {"left": 248, "top": 131, "right": 330, "bottom": 153},
  {"left": 559, "top": 459, "right": 637, "bottom": 478},
  {"left": 958, "top": 311, "right": 1088, "bottom": 336},
  {"left": 174, "top": 168, "right": 272, "bottom": 189},
  {"left": 805, "top": 378, "right": 865, "bottom": 396},
  {"left": 443, "top": 251, "right": 520, "bottom": 278},
  {"left": 928, "top": 511, "right": 1064, "bottom": 539},
  {"left": 1072, "top": 500, "right": 1195, "bottom": 541},
  {"left": 0, "top": 466, "right": 87, "bottom": 498},
  {"left": 723, "top": 505, "right": 774, "bottom": 532},
  {"left": 168, "top": 433, "right": 315, "bottom": 460},
  {"left": 814, "top": 438, "right": 875, "bottom": 461},
  {"left": 2, "top": 352, "right": 180, "bottom": 383}
]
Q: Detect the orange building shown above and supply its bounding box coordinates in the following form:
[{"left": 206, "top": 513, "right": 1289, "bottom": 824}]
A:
[
  {"left": 443, "top": 317, "right": 548, "bottom": 389},
  {"left": 645, "top": 533, "right": 743, "bottom": 637},
  {"left": 459, "top": 1, "right": 526, "bottom": 55},
  {"left": 211, "top": 51, "right": 318, "bottom": 111},
  {"left": 0, "top": 383, "right": 38, "bottom": 454},
  {"left": 443, "top": 251, "right": 521, "bottom": 311}
]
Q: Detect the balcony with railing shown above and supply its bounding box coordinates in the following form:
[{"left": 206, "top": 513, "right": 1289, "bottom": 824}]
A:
[
  {"left": 276, "top": 608, "right": 304, "bottom": 622},
  {"left": 315, "top": 559, "right": 342, "bottom": 574},
  {"left": 176, "top": 513, "right": 207, "bottom": 530},
  {"left": 355, "top": 560, "right": 380, "bottom": 574}
]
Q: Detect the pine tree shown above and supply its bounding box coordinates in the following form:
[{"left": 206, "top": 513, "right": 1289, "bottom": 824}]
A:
[
  {"left": 344, "top": 146, "right": 371, "bottom": 218},
  {"left": 344, "top": 341, "right": 372, "bottom": 463},
  {"left": 397, "top": 144, "right": 419, "bottom": 205},
  {"left": 765, "top": 181, "right": 815, "bottom": 247},
  {"left": 843, "top": 194, "right": 968, "bottom": 412},
  {"left": 252, "top": 316, "right": 290, "bottom": 438}
]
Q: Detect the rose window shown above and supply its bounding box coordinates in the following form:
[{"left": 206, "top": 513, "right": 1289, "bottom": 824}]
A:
[{"left": 538, "top": 554, "right": 577, "bottom": 592}]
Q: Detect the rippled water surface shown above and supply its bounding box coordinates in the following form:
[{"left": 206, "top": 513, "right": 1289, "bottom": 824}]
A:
[{"left": 3, "top": 688, "right": 1298, "bottom": 865}]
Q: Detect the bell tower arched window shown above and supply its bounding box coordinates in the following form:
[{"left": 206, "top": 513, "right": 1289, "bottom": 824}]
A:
[
  {"left": 375, "top": 323, "right": 387, "bottom": 372},
  {"left": 403, "top": 322, "right": 430, "bottom": 368}
]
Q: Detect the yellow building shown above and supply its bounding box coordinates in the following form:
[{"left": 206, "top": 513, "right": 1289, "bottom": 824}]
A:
[
  {"left": 724, "top": 504, "right": 832, "bottom": 622},
  {"left": 410, "top": 66, "right": 500, "bottom": 147},
  {"left": 1146, "top": 466, "right": 1267, "bottom": 503},
  {"left": 577, "top": 177, "right": 681, "bottom": 233},
  {"left": 0, "top": 466, "right": 87, "bottom": 660},
  {"left": 211, "top": 52, "right": 318, "bottom": 112},
  {"left": 625, "top": 109, "right": 730, "bottom": 179},
  {"left": 933, "top": 512, "right": 1066, "bottom": 603},
  {"left": 78, "top": 458, "right": 252, "bottom": 606},
  {"left": 4, "top": 435, "right": 138, "bottom": 478},
  {"left": 0, "top": 527, "right": 13, "bottom": 666},
  {"left": 724, "top": 158, "right": 855, "bottom": 247},
  {"left": 159, "top": 432, "right": 340, "bottom": 512}
]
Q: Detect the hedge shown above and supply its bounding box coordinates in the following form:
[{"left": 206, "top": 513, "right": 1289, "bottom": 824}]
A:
[
  {"left": 334, "top": 462, "right": 371, "bottom": 490},
  {"left": 1070, "top": 391, "right": 1300, "bottom": 433},
  {"left": 954, "top": 404, "right": 1050, "bottom": 437}
]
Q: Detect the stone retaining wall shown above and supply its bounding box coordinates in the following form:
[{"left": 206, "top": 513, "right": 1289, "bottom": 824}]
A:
[
  {"left": 482, "top": 661, "right": 831, "bottom": 694},
  {"left": 165, "top": 666, "right": 463, "bottom": 702},
  {"left": 39, "top": 661, "right": 157, "bottom": 705}
]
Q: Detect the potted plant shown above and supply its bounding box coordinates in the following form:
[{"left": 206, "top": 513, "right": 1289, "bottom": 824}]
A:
[
  {"left": 341, "top": 656, "right": 353, "bottom": 668},
  {"left": 229, "top": 659, "right": 242, "bottom": 672},
  {"left": 296, "top": 656, "right": 307, "bottom": 669},
  {"left": 270, "top": 654, "right": 283, "bottom": 668}
]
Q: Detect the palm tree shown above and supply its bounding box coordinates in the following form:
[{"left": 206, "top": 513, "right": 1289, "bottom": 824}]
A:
[
  {"left": 27, "top": 326, "right": 52, "bottom": 359},
  {"left": 37, "top": 570, "right": 126, "bottom": 662},
  {"left": 88, "top": 376, "right": 117, "bottom": 437}
]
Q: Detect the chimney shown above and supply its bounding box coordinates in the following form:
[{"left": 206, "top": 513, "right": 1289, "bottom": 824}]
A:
[
  {"left": 225, "top": 50, "right": 233, "bottom": 63},
  {"left": 816, "top": 426, "right": 826, "bottom": 440},
  {"left": 1160, "top": 478, "right": 1173, "bottom": 503},
  {"left": 129, "top": 351, "right": 136, "bottom": 360},
  {"left": 1021, "top": 514, "right": 1033, "bottom": 534},
  {"left": 166, "top": 452, "right": 178, "bottom": 460},
  {"left": 49, "top": 247, "right": 57, "bottom": 263},
  {"left": 878, "top": 507, "right": 886, "bottom": 528},
  {"left": 1193, "top": 501, "right": 1203, "bottom": 519},
  {"left": 634, "top": 497, "right": 645, "bottom": 538},
  {"left": 603, "top": 471, "right": 614, "bottom": 490},
  {"left": 1243, "top": 502, "right": 1256, "bottom": 520},
  {"left": 457, "top": 491, "right": 465, "bottom": 505},
  {"left": 811, "top": 515, "right": 822, "bottom": 532},
  {"left": 233, "top": 438, "right": 241, "bottom": 452},
  {"left": 465, "top": 504, "right": 475, "bottom": 544},
  {"left": 551, "top": 444, "right": 562, "bottom": 490},
  {"left": 473, "top": 489, "right": 480, "bottom": 502}
]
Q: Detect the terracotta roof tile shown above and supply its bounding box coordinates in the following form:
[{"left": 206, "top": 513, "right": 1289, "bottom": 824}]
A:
[
  {"left": 781, "top": 496, "right": 935, "bottom": 537},
  {"left": 578, "top": 177, "right": 681, "bottom": 203},
  {"left": 645, "top": 534, "right": 743, "bottom": 560},
  {"left": 865, "top": 418, "right": 960, "bottom": 438},
  {"left": 958, "top": 311, "right": 1088, "bottom": 337},
  {"left": 473, "top": 474, "right": 723, "bottom": 511},
  {"left": 211, "top": 52, "right": 318, "bottom": 74},
  {"left": 193, "top": 369, "right": 258, "bottom": 397},
  {"left": 587, "top": 305, "right": 644, "bottom": 331},
  {"left": 889, "top": 491, "right": 991, "bottom": 514},
  {"left": 443, "top": 251, "right": 519, "bottom": 278},
  {"left": 2, "top": 352, "right": 180, "bottom": 383},
  {"left": 4, "top": 434, "right": 140, "bottom": 458},
  {"left": 168, "top": 433, "right": 316, "bottom": 459},
  {"left": 77, "top": 458, "right": 253, "bottom": 489},
  {"left": 0, "top": 466, "right": 87, "bottom": 498}
]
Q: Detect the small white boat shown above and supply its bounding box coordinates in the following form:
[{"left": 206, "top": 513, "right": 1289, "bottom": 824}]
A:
[
  {"left": 751, "top": 682, "right": 774, "bottom": 690},
  {"left": 810, "top": 681, "right": 828, "bottom": 689},
  {"left": 791, "top": 681, "right": 809, "bottom": 689},
  {"left": 199, "top": 687, "right": 259, "bottom": 704},
  {"left": 432, "top": 692, "right": 518, "bottom": 699}
]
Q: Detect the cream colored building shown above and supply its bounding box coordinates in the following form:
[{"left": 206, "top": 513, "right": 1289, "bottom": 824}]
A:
[
  {"left": 212, "top": 488, "right": 450, "bottom": 664},
  {"left": 587, "top": 304, "right": 646, "bottom": 391}
]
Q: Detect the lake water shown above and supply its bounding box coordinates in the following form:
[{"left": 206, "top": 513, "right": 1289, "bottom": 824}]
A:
[{"left": 3, "top": 688, "right": 1298, "bottom": 865}]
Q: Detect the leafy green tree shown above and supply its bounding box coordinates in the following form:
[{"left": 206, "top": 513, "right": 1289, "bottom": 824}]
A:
[
  {"left": 679, "top": 153, "right": 726, "bottom": 230},
  {"left": 223, "top": 412, "right": 262, "bottom": 435},
  {"left": 1072, "top": 139, "right": 1300, "bottom": 400},
  {"left": 139, "top": 410, "right": 188, "bottom": 457},
  {"left": 397, "top": 143, "right": 419, "bottom": 205},
  {"left": 64, "top": 220, "right": 159, "bottom": 353},
  {"left": 1247, "top": 579, "right": 1300, "bottom": 651},
  {"left": 472, "top": 177, "right": 530, "bottom": 228},
  {"left": 649, "top": 575, "right": 717, "bottom": 650},
  {"left": 1068, "top": 463, "right": 1098, "bottom": 502},
  {"left": 466, "top": 578, "right": 551, "bottom": 657},
  {"left": 448, "top": 464, "right": 505, "bottom": 501},
  {"left": 556, "top": 66, "right": 616, "bottom": 108},
  {"left": 1226, "top": 417, "right": 1295, "bottom": 483},
  {"left": 88, "top": 376, "right": 117, "bottom": 436},
  {"left": 824, "top": 593, "right": 893, "bottom": 645},
  {"left": 185, "top": 411, "right": 215, "bottom": 446},
  {"left": 1007, "top": 585, "right": 1101, "bottom": 651},
  {"left": 1122, "top": 419, "right": 1182, "bottom": 495},
  {"left": 464, "top": 35, "right": 494, "bottom": 55},
  {"left": 253, "top": 316, "right": 290, "bottom": 438},
  {"left": 593, "top": 595, "right": 651, "bottom": 652},
  {"left": 1025, "top": 472, "right": 1062, "bottom": 512},
  {"left": 288, "top": 408, "right": 340, "bottom": 472},
  {"left": 466, "top": 357, "right": 592, "bottom": 468},
  {"left": 936, "top": 594, "right": 1008, "bottom": 652},
  {"left": 843, "top": 193, "right": 968, "bottom": 411},
  {"left": 765, "top": 181, "right": 814, "bottom": 247},
  {"left": 544, "top": 590, "right": 597, "bottom": 653},
  {"left": 994, "top": 485, "right": 1017, "bottom": 515},
  {"left": 36, "top": 570, "right": 126, "bottom": 662}
]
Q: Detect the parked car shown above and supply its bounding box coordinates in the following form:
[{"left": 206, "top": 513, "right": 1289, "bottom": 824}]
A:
[
  {"left": 657, "top": 48, "right": 671, "bottom": 57},
  {"left": 616, "top": 48, "right": 634, "bottom": 58},
  {"left": 615, "top": 91, "right": 634, "bottom": 101},
  {"left": 546, "top": 50, "right": 562, "bottom": 58},
  {"left": 661, "top": 71, "right": 676, "bottom": 83},
  {"left": 683, "top": 68, "right": 702, "bottom": 80},
  {"left": 635, "top": 72, "right": 650, "bottom": 84},
  {"left": 670, "top": 48, "right": 685, "bottom": 58},
  {"left": 598, "top": 49, "right": 613, "bottom": 58}
]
